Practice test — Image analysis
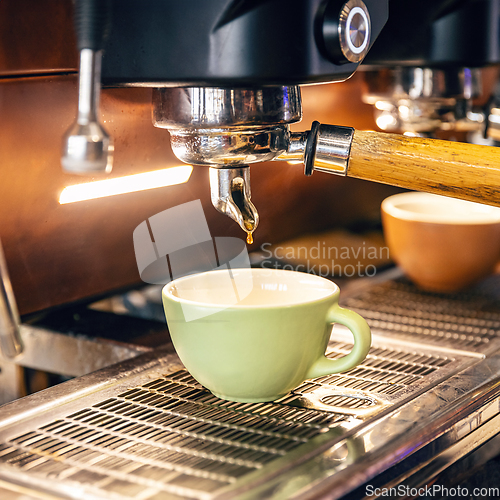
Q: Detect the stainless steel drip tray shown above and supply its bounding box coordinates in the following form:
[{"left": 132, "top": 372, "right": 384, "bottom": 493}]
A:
[
  {"left": 0, "top": 346, "right": 355, "bottom": 500},
  {"left": 0, "top": 272, "right": 499, "bottom": 499},
  {"left": 0, "top": 336, "right": 492, "bottom": 500}
]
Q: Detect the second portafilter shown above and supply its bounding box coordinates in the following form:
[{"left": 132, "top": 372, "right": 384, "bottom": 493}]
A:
[{"left": 362, "top": 67, "right": 485, "bottom": 137}]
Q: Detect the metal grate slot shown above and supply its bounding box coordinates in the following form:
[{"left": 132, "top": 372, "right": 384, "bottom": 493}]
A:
[{"left": 320, "top": 395, "right": 376, "bottom": 409}]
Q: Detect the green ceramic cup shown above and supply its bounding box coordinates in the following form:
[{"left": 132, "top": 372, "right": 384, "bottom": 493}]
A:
[{"left": 162, "top": 268, "right": 371, "bottom": 402}]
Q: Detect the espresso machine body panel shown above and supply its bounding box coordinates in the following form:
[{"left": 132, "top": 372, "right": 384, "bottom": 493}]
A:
[
  {"left": 364, "top": 0, "right": 500, "bottom": 67},
  {"left": 101, "top": 0, "right": 388, "bottom": 87}
]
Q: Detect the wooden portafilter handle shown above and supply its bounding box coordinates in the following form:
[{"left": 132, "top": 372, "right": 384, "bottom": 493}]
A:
[{"left": 301, "top": 122, "right": 500, "bottom": 207}]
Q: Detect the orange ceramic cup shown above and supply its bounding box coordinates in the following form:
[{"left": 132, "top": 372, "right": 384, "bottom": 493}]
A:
[{"left": 381, "top": 192, "right": 500, "bottom": 293}]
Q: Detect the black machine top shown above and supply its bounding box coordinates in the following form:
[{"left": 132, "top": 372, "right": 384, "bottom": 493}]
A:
[{"left": 100, "top": 0, "right": 388, "bottom": 87}]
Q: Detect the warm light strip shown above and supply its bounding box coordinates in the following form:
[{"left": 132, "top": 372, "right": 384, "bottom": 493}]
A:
[{"left": 59, "top": 165, "right": 193, "bottom": 204}]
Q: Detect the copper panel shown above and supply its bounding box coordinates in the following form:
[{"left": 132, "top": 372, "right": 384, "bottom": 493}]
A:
[
  {"left": 0, "top": 76, "right": 209, "bottom": 315},
  {"left": 0, "top": 0, "right": 77, "bottom": 76}
]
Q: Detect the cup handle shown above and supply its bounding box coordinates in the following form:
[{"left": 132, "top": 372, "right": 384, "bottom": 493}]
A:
[{"left": 305, "top": 304, "right": 371, "bottom": 379}]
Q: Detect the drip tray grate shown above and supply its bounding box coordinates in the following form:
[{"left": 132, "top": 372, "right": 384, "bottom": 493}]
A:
[
  {"left": 282, "top": 338, "right": 461, "bottom": 412},
  {"left": 0, "top": 372, "right": 350, "bottom": 500},
  {"left": 343, "top": 277, "right": 500, "bottom": 351},
  {"left": 0, "top": 339, "right": 470, "bottom": 499}
]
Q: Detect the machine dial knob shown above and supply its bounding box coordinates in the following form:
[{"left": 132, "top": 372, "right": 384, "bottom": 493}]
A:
[{"left": 319, "top": 0, "right": 372, "bottom": 64}]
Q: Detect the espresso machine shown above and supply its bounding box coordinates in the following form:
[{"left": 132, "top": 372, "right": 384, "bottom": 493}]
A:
[
  {"left": 61, "top": 0, "right": 500, "bottom": 240},
  {"left": 1, "top": 1, "right": 500, "bottom": 499}
]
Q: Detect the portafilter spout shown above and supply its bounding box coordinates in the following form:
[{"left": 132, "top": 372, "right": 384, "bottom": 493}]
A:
[
  {"left": 152, "top": 86, "right": 302, "bottom": 240},
  {"left": 209, "top": 167, "right": 259, "bottom": 243}
]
